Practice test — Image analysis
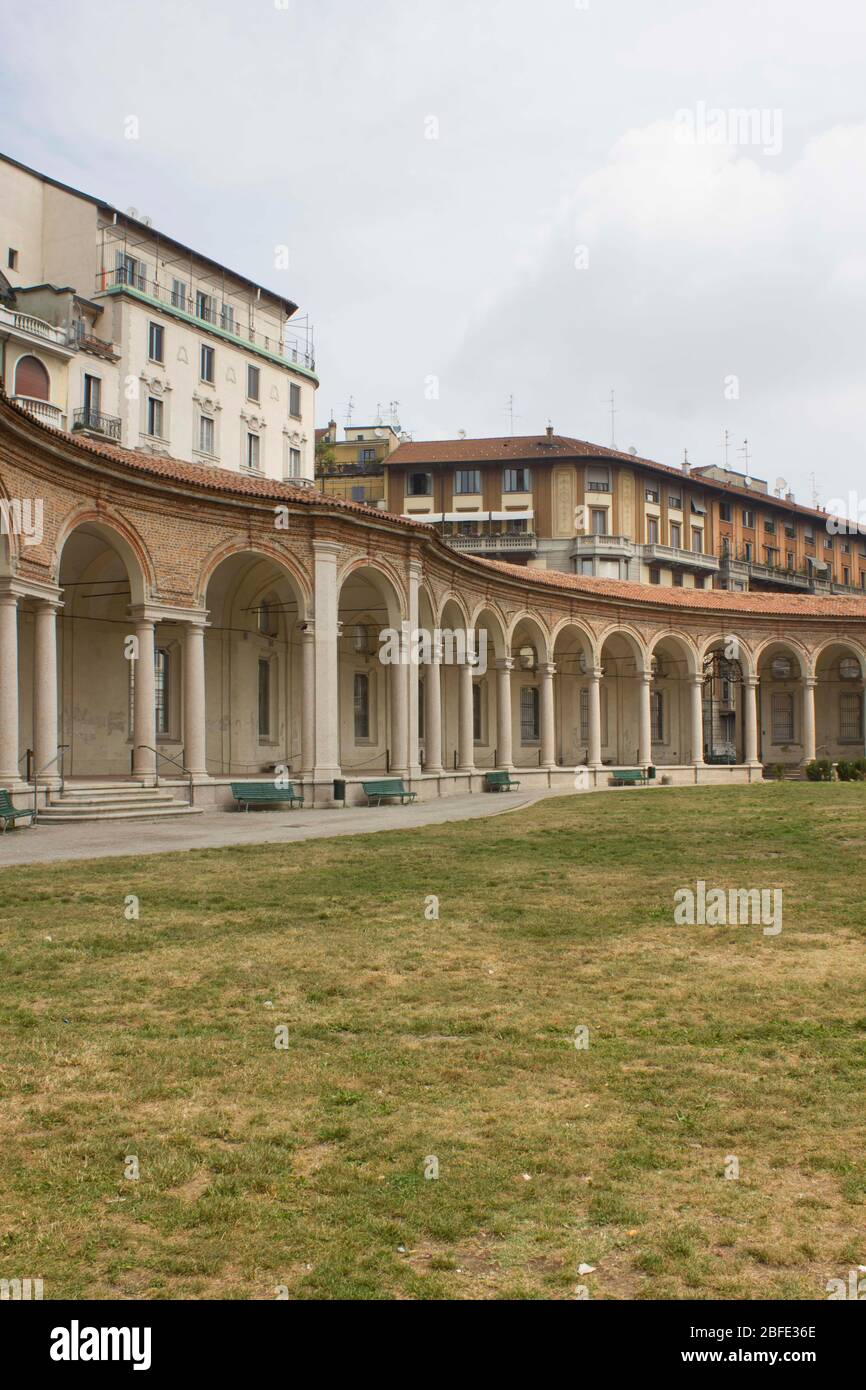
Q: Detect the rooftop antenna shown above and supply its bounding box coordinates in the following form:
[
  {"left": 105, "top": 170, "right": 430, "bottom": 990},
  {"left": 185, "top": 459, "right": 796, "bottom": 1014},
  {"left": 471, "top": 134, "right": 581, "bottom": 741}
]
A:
[
  {"left": 808, "top": 471, "right": 818, "bottom": 508},
  {"left": 344, "top": 396, "right": 355, "bottom": 428},
  {"left": 608, "top": 388, "right": 617, "bottom": 449},
  {"left": 375, "top": 401, "right": 384, "bottom": 425},
  {"left": 505, "top": 393, "right": 518, "bottom": 436},
  {"left": 721, "top": 428, "right": 731, "bottom": 468},
  {"left": 738, "top": 437, "right": 751, "bottom": 486},
  {"left": 389, "top": 400, "right": 400, "bottom": 429}
]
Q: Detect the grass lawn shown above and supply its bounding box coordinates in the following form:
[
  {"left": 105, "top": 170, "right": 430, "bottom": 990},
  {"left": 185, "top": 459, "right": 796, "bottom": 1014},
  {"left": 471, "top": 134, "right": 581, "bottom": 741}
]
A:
[{"left": 1, "top": 782, "right": 865, "bottom": 1301}]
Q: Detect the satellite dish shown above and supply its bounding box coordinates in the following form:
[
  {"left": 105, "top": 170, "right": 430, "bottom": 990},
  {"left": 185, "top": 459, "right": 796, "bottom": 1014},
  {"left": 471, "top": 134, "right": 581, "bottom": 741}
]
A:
[
  {"left": 140, "top": 214, "right": 153, "bottom": 228},
  {"left": 458, "top": 429, "right": 467, "bottom": 440},
  {"left": 774, "top": 476, "right": 788, "bottom": 495},
  {"left": 125, "top": 206, "right": 139, "bottom": 220},
  {"left": 628, "top": 445, "right": 638, "bottom": 455},
  {"left": 374, "top": 427, "right": 387, "bottom": 438}
]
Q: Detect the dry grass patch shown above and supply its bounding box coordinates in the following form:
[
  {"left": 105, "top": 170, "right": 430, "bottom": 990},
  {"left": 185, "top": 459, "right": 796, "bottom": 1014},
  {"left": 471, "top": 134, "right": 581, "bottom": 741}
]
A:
[{"left": 0, "top": 783, "right": 865, "bottom": 1299}]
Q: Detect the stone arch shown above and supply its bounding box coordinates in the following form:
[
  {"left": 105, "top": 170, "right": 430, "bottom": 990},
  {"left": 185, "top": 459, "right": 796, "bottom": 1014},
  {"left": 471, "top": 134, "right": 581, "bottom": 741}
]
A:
[
  {"left": 697, "top": 630, "right": 756, "bottom": 680},
  {"left": 53, "top": 515, "right": 154, "bottom": 777},
  {"left": 337, "top": 555, "right": 406, "bottom": 628},
  {"left": 55, "top": 509, "right": 154, "bottom": 607},
  {"left": 337, "top": 562, "right": 407, "bottom": 775},
  {"left": 550, "top": 615, "right": 598, "bottom": 668},
  {"left": 753, "top": 635, "right": 809, "bottom": 679},
  {"left": 203, "top": 550, "right": 308, "bottom": 777},
  {"left": 807, "top": 634, "right": 866, "bottom": 680},
  {"left": 812, "top": 638, "right": 866, "bottom": 764},
  {"left": 196, "top": 539, "right": 310, "bottom": 619}
]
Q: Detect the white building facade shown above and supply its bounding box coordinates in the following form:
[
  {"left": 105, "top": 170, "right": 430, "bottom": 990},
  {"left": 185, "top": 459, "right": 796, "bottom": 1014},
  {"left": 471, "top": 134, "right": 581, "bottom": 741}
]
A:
[{"left": 0, "top": 154, "right": 317, "bottom": 481}]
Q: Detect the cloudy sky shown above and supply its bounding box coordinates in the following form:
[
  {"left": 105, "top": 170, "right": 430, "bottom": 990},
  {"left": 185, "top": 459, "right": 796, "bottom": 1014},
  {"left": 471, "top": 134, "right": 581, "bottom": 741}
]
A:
[{"left": 2, "top": 0, "right": 865, "bottom": 512}]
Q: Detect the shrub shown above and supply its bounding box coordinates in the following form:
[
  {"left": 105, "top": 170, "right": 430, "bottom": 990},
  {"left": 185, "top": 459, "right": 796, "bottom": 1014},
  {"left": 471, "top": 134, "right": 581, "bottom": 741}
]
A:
[
  {"left": 853, "top": 758, "right": 866, "bottom": 781},
  {"left": 806, "top": 759, "right": 834, "bottom": 782},
  {"left": 767, "top": 763, "right": 786, "bottom": 781},
  {"left": 837, "top": 759, "right": 854, "bottom": 781}
]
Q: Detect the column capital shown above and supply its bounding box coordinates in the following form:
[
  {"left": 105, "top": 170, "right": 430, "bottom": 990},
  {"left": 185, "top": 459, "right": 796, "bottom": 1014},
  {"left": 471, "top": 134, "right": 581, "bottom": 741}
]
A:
[
  {"left": 495, "top": 656, "right": 514, "bottom": 672},
  {"left": 298, "top": 619, "right": 316, "bottom": 640},
  {"left": 690, "top": 673, "right": 706, "bottom": 687},
  {"left": 590, "top": 665, "right": 604, "bottom": 682},
  {"left": 312, "top": 539, "right": 342, "bottom": 561},
  {"left": 744, "top": 674, "right": 759, "bottom": 688},
  {"left": 539, "top": 661, "right": 557, "bottom": 678},
  {"left": 804, "top": 675, "right": 818, "bottom": 689}
]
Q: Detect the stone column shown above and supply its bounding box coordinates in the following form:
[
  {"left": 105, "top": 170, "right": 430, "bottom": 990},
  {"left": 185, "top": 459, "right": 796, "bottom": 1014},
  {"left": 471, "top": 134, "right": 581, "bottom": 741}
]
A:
[
  {"left": 183, "top": 619, "right": 208, "bottom": 778},
  {"left": 406, "top": 560, "right": 422, "bottom": 778},
  {"left": 457, "top": 658, "right": 475, "bottom": 772},
  {"left": 424, "top": 648, "right": 443, "bottom": 774},
  {"left": 132, "top": 616, "right": 157, "bottom": 782},
  {"left": 744, "top": 675, "right": 760, "bottom": 765},
  {"left": 539, "top": 662, "right": 556, "bottom": 768},
  {"left": 802, "top": 676, "right": 817, "bottom": 765},
  {"left": 495, "top": 657, "right": 514, "bottom": 769},
  {"left": 390, "top": 649, "right": 409, "bottom": 776},
  {"left": 0, "top": 593, "right": 20, "bottom": 783},
  {"left": 638, "top": 670, "right": 653, "bottom": 767},
  {"left": 299, "top": 622, "right": 316, "bottom": 774},
  {"left": 34, "top": 599, "right": 61, "bottom": 786},
  {"left": 690, "top": 674, "right": 705, "bottom": 766},
  {"left": 588, "top": 667, "right": 603, "bottom": 768},
  {"left": 312, "top": 541, "right": 341, "bottom": 782}
]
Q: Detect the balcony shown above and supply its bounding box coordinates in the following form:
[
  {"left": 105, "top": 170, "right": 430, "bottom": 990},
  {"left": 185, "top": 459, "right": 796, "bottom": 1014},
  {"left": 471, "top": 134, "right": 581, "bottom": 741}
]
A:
[
  {"left": 640, "top": 542, "right": 720, "bottom": 574},
  {"left": 0, "top": 305, "right": 74, "bottom": 355},
  {"left": 98, "top": 268, "right": 316, "bottom": 373},
  {"left": 445, "top": 532, "right": 538, "bottom": 556},
  {"left": 11, "top": 396, "right": 65, "bottom": 428},
  {"left": 72, "top": 406, "right": 122, "bottom": 441},
  {"left": 572, "top": 534, "right": 636, "bottom": 561},
  {"left": 719, "top": 553, "right": 826, "bottom": 593}
]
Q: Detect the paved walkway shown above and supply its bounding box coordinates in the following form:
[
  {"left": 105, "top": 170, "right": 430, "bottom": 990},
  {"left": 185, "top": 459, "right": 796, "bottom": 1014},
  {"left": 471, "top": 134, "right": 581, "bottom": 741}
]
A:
[{"left": 0, "top": 789, "right": 567, "bottom": 868}]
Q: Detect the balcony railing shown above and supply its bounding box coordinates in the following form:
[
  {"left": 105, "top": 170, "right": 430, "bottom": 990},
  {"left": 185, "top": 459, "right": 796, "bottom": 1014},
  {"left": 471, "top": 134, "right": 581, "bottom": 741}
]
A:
[
  {"left": 98, "top": 267, "right": 315, "bottom": 370},
  {"left": 0, "top": 305, "right": 70, "bottom": 347},
  {"left": 640, "top": 542, "right": 720, "bottom": 572},
  {"left": 445, "top": 532, "right": 537, "bottom": 554},
  {"left": 72, "top": 406, "right": 122, "bottom": 441},
  {"left": 11, "top": 396, "right": 64, "bottom": 428}
]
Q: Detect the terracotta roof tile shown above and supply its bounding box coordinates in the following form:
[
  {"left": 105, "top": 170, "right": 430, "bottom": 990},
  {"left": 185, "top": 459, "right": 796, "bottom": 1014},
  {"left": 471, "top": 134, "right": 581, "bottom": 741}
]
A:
[
  {"left": 476, "top": 558, "right": 866, "bottom": 616},
  {"left": 2, "top": 393, "right": 419, "bottom": 525},
  {"left": 5, "top": 395, "right": 865, "bottom": 620}
]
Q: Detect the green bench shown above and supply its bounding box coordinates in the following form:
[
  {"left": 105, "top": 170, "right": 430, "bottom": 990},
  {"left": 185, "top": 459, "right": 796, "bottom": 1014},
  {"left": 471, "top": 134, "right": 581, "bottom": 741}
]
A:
[
  {"left": 610, "top": 769, "right": 647, "bottom": 788},
  {"left": 485, "top": 771, "right": 521, "bottom": 792},
  {"left": 230, "top": 781, "right": 304, "bottom": 811},
  {"left": 361, "top": 778, "right": 417, "bottom": 807},
  {"left": 0, "top": 788, "right": 35, "bottom": 832}
]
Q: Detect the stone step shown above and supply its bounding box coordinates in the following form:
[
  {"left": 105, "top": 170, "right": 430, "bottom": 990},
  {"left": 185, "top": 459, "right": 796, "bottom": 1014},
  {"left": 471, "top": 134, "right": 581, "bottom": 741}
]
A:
[
  {"left": 37, "top": 804, "right": 201, "bottom": 822},
  {"left": 52, "top": 795, "right": 174, "bottom": 806}
]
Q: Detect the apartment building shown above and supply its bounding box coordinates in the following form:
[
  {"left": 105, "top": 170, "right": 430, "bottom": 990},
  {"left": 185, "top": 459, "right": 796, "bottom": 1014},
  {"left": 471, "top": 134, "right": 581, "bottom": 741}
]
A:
[
  {"left": 315, "top": 419, "right": 403, "bottom": 504},
  {"left": 384, "top": 431, "right": 866, "bottom": 595},
  {"left": 0, "top": 153, "right": 317, "bottom": 480}
]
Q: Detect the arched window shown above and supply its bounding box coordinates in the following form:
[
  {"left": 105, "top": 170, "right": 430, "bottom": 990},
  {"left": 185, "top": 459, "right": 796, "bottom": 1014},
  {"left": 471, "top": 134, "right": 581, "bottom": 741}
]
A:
[{"left": 14, "top": 354, "right": 50, "bottom": 401}]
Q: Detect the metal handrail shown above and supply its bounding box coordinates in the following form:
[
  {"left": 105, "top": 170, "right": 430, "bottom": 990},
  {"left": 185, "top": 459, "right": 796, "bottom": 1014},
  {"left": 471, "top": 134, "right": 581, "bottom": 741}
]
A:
[
  {"left": 32, "top": 745, "right": 70, "bottom": 820},
  {"left": 135, "top": 745, "right": 195, "bottom": 807}
]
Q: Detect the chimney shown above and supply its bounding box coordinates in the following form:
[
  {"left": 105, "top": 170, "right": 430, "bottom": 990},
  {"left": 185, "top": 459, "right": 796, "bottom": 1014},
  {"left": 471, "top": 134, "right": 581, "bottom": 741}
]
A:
[
  {"left": 328, "top": 418, "right": 337, "bottom": 444},
  {"left": 682, "top": 448, "right": 690, "bottom": 475},
  {"left": 546, "top": 424, "right": 554, "bottom": 440}
]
